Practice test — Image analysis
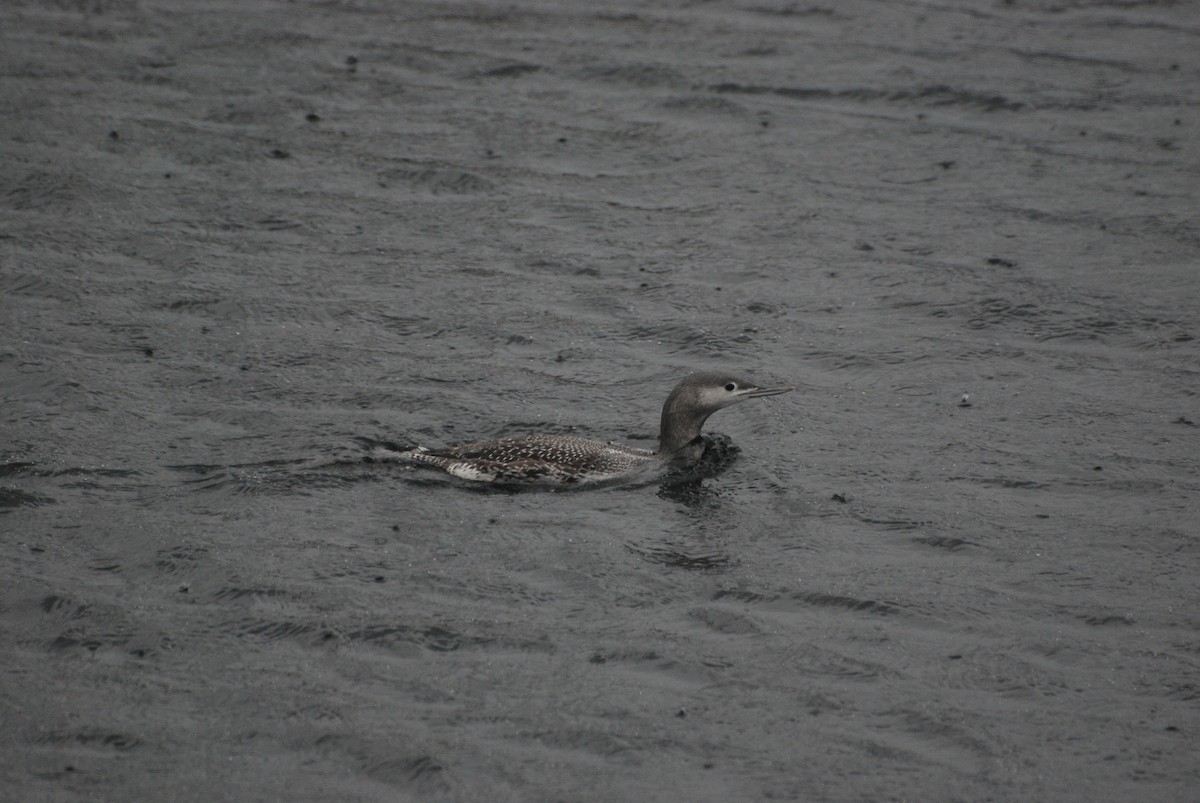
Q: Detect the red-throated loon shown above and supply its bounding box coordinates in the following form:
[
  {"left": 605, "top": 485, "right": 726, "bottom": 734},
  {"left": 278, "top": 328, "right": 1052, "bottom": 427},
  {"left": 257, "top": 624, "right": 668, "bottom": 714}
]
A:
[{"left": 395, "top": 372, "right": 793, "bottom": 486}]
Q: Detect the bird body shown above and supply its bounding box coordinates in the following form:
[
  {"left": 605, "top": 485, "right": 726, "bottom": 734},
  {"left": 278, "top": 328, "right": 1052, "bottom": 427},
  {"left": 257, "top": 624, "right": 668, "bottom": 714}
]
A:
[
  {"left": 394, "top": 372, "right": 792, "bottom": 487},
  {"left": 402, "top": 435, "right": 659, "bottom": 485}
]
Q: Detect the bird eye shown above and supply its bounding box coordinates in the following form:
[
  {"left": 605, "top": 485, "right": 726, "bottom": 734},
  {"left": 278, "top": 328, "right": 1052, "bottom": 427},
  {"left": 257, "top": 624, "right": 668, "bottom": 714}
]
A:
[{"left": 724, "top": 382, "right": 737, "bottom": 392}]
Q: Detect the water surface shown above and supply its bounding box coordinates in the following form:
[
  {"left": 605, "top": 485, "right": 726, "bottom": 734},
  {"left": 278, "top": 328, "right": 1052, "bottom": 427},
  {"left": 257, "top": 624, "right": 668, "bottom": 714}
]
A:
[{"left": 2, "top": 1, "right": 1197, "bottom": 800}]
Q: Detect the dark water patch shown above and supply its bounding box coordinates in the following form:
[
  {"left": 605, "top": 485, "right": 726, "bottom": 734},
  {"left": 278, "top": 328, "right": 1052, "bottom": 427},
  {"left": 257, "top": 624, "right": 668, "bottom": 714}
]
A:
[
  {"left": 0, "top": 363, "right": 84, "bottom": 403},
  {"left": 489, "top": 421, "right": 608, "bottom": 440},
  {"left": 1034, "top": 314, "right": 1185, "bottom": 344},
  {"left": 951, "top": 476, "right": 1049, "bottom": 490},
  {"left": 213, "top": 215, "right": 307, "bottom": 233},
  {"left": 161, "top": 294, "right": 347, "bottom": 326},
  {"left": 872, "top": 706, "right": 995, "bottom": 770},
  {"left": 711, "top": 589, "right": 770, "bottom": 604},
  {"left": 906, "top": 84, "right": 1023, "bottom": 110},
  {"left": 376, "top": 166, "right": 495, "bottom": 195},
  {"left": 0, "top": 461, "right": 39, "bottom": 478},
  {"left": 1102, "top": 214, "right": 1200, "bottom": 249},
  {"left": 625, "top": 540, "right": 732, "bottom": 571},
  {"left": 153, "top": 544, "right": 209, "bottom": 574},
  {"left": 965, "top": 297, "right": 1044, "bottom": 331},
  {"left": 4, "top": 170, "right": 88, "bottom": 211},
  {"left": 284, "top": 703, "right": 346, "bottom": 724},
  {"left": 343, "top": 623, "right": 461, "bottom": 653},
  {"left": 312, "top": 734, "right": 454, "bottom": 795},
  {"left": 310, "top": 564, "right": 389, "bottom": 584},
  {"left": 363, "top": 755, "right": 451, "bottom": 793},
  {"left": 713, "top": 588, "right": 898, "bottom": 616},
  {"left": 164, "top": 297, "right": 224, "bottom": 313},
  {"left": 689, "top": 605, "right": 761, "bottom": 635},
  {"left": 1008, "top": 47, "right": 1140, "bottom": 73},
  {"left": 166, "top": 459, "right": 357, "bottom": 496},
  {"left": 1056, "top": 477, "right": 1167, "bottom": 493},
  {"left": 50, "top": 635, "right": 104, "bottom": 652},
  {"left": 1008, "top": 1, "right": 1190, "bottom": 27},
  {"left": 1162, "top": 682, "right": 1198, "bottom": 702},
  {"left": 40, "top": 594, "right": 89, "bottom": 618},
  {"left": 170, "top": 467, "right": 241, "bottom": 493},
  {"left": 709, "top": 82, "right": 1023, "bottom": 110},
  {"left": 467, "top": 579, "right": 558, "bottom": 605},
  {"left": 911, "top": 535, "right": 975, "bottom": 551},
  {"left": 34, "top": 730, "right": 143, "bottom": 753},
  {"left": 588, "top": 648, "right": 662, "bottom": 666},
  {"left": 339, "top": 622, "right": 556, "bottom": 654},
  {"left": 893, "top": 385, "right": 937, "bottom": 398},
  {"left": 517, "top": 727, "right": 638, "bottom": 761},
  {"left": 790, "top": 590, "right": 899, "bottom": 615},
  {"left": 747, "top": 5, "right": 839, "bottom": 19},
  {"left": 279, "top": 469, "right": 363, "bottom": 493},
  {"left": 213, "top": 587, "right": 286, "bottom": 603},
  {"left": 1080, "top": 613, "right": 1134, "bottom": 626},
  {"left": 0, "top": 272, "right": 81, "bottom": 303},
  {"left": 1031, "top": 569, "right": 1103, "bottom": 591},
  {"left": 222, "top": 618, "right": 321, "bottom": 643},
  {"left": 626, "top": 323, "right": 756, "bottom": 358},
  {"left": 579, "top": 62, "right": 685, "bottom": 88},
  {"left": 940, "top": 649, "right": 1069, "bottom": 696},
  {"left": 480, "top": 62, "right": 542, "bottom": 78},
  {"left": 48, "top": 622, "right": 144, "bottom": 655},
  {"left": 376, "top": 313, "right": 436, "bottom": 337},
  {"left": 51, "top": 466, "right": 144, "bottom": 488},
  {"left": 253, "top": 216, "right": 301, "bottom": 231},
  {"left": 659, "top": 95, "right": 749, "bottom": 116},
  {"left": 801, "top": 349, "right": 892, "bottom": 375},
  {"left": 357, "top": 436, "right": 420, "bottom": 459},
  {"left": 0, "top": 486, "right": 56, "bottom": 511},
  {"left": 744, "top": 300, "right": 786, "bottom": 316},
  {"left": 655, "top": 478, "right": 731, "bottom": 508},
  {"left": 856, "top": 517, "right": 929, "bottom": 532},
  {"left": 793, "top": 646, "right": 897, "bottom": 681}
]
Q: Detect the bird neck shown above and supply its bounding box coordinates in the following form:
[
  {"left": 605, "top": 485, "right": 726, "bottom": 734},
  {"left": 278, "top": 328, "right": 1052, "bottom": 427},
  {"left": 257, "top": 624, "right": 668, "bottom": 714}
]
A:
[{"left": 657, "top": 401, "right": 712, "bottom": 457}]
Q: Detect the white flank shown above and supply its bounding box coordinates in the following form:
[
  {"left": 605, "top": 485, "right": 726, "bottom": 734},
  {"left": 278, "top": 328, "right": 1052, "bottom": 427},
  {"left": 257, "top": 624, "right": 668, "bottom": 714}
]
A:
[{"left": 447, "top": 463, "right": 496, "bottom": 482}]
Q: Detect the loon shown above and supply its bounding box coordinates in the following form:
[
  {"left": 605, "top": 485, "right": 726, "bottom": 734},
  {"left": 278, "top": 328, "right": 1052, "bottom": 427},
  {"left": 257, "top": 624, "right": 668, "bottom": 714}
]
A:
[{"left": 395, "top": 372, "right": 793, "bottom": 486}]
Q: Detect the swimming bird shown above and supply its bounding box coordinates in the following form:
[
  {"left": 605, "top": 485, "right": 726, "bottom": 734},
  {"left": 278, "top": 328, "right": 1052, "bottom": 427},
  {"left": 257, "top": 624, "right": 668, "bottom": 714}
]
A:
[{"left": 395, "top": 372, "right": 793, "bottom": 486}]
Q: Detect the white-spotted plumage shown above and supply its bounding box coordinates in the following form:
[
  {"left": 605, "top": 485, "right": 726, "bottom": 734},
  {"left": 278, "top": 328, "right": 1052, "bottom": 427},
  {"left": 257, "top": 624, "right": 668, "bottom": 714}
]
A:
[
  {"left": 403, "top": 436, "right": 658, "bottom": 485},
  {"left": 394, "top": 372, "right": 793, "bottom": 487}
]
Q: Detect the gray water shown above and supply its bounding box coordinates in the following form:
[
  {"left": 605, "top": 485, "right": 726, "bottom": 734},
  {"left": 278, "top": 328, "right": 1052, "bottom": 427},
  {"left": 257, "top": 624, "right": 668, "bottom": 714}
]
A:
[{"left": 2, "top": 1, "right": 1198, "bottom": 800}]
